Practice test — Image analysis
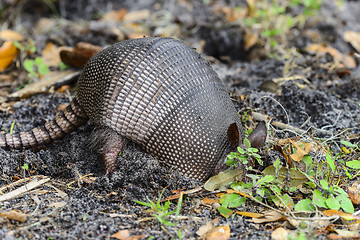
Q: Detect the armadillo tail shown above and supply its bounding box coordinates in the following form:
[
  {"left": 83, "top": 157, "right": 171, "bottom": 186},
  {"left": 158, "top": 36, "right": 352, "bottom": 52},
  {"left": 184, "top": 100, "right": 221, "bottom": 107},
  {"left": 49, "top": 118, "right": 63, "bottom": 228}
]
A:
[{"left": 0, "top": 97, "right": 89, "bottom": 149}]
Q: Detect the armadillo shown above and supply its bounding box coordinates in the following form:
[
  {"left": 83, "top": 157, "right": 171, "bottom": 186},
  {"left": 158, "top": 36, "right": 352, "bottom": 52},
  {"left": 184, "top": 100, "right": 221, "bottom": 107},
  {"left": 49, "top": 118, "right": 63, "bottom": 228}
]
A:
[{"left": 0, "top": 37, "right": 244, "bottom": 180}]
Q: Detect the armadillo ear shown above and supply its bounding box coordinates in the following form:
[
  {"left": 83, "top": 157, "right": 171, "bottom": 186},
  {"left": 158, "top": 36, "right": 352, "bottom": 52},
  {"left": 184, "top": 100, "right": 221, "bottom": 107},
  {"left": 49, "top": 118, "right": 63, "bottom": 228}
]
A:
[{"left": 227, "top": 123, "right": 239, "bottom": 148}]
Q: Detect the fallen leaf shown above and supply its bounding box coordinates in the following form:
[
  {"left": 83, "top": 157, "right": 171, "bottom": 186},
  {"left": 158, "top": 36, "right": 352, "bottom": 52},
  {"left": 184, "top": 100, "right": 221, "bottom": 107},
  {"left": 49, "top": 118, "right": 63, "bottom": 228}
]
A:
[
  {"left": 344, "top": 31, "right": 360, "bottom": 53},
  {"left": 0, "top": 41, "right": 18, "bottom": 72},
  {"left": 0, "top": 30, "right": 24, "bottom": 41},
  {"left": 123, "top": 9, "right": 150, "bottom": 22},
  {"left": 0, "top": 210, "right": 28, "bottom": 222},
  {"left": 56, "top": 85, "right": 71, "bottom": 94},
  {"left": 101, "top": 9, "right": 128, "bottom": 21},
  {"left": 202, "top": 198, "right": 219, "bottom": 205},
  {"left": 9, "top": 70, "right": 79, "bottom": 98},
  {"left": 60, "top": 42, "right": 103, "bottom": 68},
  {"left": 236, "top": 211, "right": 264, "bottom": 218},
  {"left": 42, "top": 42, "right": 61, "bottom": 67},
  {"left": 110, "top": 230, "right": 130, "bottom": 240},
  {"left": 196, "top": 222, "right": 214, "bottom": 237},
  {"left": 262, "top": 166, "right": 307, "bottom": 188},
  {"left": 347, "top": 180, "right": 360, "bottom": 205},
  {"left": 271, "top": 227, "right": 289, "bottom": 240},
  {"left": 289, "top": 140, "right": 312, "bottom": 162},
  {"left": 322, "top": 209, "right": 358, "bottom": 221},
  {"left": 226, "top": 189, "right": 252, "bottom": 198},
  {"left": 251, "top": 210, "right": 285, "bottom": 223},
  {"left": 204, "top": 225, "right": 230, "bottom": 240},
  {"left": 204, "top": 169, "right": 243, "bottom": 191},
  {"left": 306, "top": 43, "right": 356, "bottom": 69},
  {"left": 334, "top": 229, "right": 359, "bottom": 238},
  {"left": 48, "top": 201, "right": 66, "bottom": 208},
  {"left": 244, "top": 32, "right": 258, "bottom": 51}
]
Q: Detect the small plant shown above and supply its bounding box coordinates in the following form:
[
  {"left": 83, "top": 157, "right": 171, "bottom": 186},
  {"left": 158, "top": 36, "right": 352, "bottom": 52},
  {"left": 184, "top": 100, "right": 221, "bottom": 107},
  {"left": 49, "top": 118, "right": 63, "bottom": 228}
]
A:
[
  {"left": 1, "top": 120, "right": 16, "bottom": 134},
  {"left": 13, "top": 40, "right": 36, "bottom": 54},
  {"left": 226, "top": 138, "right": 262, "bottom": 170},
  {"left": 24, "top": 57, "right": 50, "bottom": 80},
  {"left": 14, "top": 40, "right": 50, "bottom": 81},
  {"left": 134, "top": 190, "right": 183, "bottom": 227}
]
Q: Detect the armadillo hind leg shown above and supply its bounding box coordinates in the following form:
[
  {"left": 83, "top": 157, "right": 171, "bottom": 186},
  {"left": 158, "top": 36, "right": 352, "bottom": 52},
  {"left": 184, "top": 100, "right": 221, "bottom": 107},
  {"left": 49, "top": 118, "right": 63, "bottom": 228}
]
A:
[
  {"left": 0, "top": 97, "right": 88, "bottom": 149},
  {"left": 89, "top": 127, "right": 127, "bottom": 174}
]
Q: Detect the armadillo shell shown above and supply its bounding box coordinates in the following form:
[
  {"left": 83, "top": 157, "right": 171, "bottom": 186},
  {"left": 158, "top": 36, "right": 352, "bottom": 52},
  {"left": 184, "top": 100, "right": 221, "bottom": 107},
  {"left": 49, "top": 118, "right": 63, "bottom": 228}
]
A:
[{"left": 77, "top": 37, "right": 243, "bottom": 180}]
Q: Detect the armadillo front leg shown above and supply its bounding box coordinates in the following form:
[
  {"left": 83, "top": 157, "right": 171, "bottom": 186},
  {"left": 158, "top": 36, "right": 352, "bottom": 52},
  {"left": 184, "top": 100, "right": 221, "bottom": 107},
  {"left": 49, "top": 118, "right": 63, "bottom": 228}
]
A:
[
  {"left": 90, "top": 127, "right": 127, "bottom": 174},
  {"left": 103, "top": 137, "right": 126, "bottom": 175}
]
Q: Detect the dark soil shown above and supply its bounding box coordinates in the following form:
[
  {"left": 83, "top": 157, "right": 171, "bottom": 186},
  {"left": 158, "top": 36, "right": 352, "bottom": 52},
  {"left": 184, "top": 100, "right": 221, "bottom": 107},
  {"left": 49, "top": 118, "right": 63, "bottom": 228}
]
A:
[{"left": 0, "top": 0, "right": 359, "bottom": 239}]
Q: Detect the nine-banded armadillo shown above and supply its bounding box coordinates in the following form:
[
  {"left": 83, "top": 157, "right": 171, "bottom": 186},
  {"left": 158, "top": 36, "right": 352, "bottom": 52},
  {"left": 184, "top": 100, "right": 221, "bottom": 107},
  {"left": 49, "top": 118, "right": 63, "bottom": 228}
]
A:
[{"left": 0, "top": 37, "right": 244, "bottom": 180}]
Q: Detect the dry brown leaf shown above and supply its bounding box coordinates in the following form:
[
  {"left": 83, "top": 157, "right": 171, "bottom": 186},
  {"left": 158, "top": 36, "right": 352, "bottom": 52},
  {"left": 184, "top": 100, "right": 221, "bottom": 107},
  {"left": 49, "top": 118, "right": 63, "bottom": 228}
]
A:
[
  {"left": 101, "top": 9, "right": 128, "bottom": 21},
  {"left": 334, "top": 229, "right": 359, "bottom": 238},
  {"left": 0, "top": 210, "right": 28, "bottom": 222},
  {"left": 322, "top": 209, "right": 358, "bottom": 221},
  {"left": 9, "top": 70, "right": 78, "bottom": 98},
  {"left": 251, "top": 211, "right": 285, "bottom": 223},
  {"left": 0, "top": 30, "right": 24, "bottom": 41},
  {"left": 226, "top": 189, "right": 252, "bottom": 198},
  {"left": 244, "top": 32, "right": 258, "bottom": 51},
  {"left": 60, "top": 43, "right": 103, "bottom": 68},
  {"left": 220, "top": 6, "right": 247, "bottom": 22},
  {"left": 42, "top": 42, "right": 61, "bottom": 67},
  {"left": 196, "top": 222, "right": 214, "bottom": 237},
  {"left": 289, "top": 140, "right": 312, "bottom": 162},
  {"left": 344, "top": 31, "right": 360, "bottom": 53},
  {"left": 347, "top": 180, "right": 360, "bottom": 205},
  {"left": 271, "top": 227, "right": 289, "bottom": 240},
  {"left": 235, "top": 211, "right": 264, "bottom": 218},
  {"left": 204, "top": 225, "right": 230, "bottom": 240},
  {"left": 0, "top": 41, "right": 18, "bottom": 72},
  {"left": 48, "top": 201, "right": 67, "bottom": 208},
  {"left": 202, "top": 198, "right": 219, "bottom": 205},
  {"left": 110, "top": 229, "right": 145, "bottom": 240},
  {"left": 123, "top": 9, "right": 150, "bottom": 22},
  {"left": 128, "top": 33, "right": 150, "bottom": 39},
  {"left": 110, "top": 230, "right": 130, "bottom": 240},
  {"left": 56, "top": 85, "right": 71, "bottom": 94},
  {"left": 306, "top": 43, "right": 356, "bottom": 69}
]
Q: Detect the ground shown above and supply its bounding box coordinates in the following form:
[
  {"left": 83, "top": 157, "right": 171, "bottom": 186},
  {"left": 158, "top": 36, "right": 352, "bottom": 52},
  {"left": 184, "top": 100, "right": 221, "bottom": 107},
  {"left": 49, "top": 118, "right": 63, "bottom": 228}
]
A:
[{"left": 0, "top": 0, "right": 359, "bottom": 239}]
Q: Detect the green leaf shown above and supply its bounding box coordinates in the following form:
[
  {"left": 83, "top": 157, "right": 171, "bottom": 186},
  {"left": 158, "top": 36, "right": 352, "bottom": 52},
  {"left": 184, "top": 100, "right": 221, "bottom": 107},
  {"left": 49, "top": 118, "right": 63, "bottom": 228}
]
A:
[
  {"left": 273, "top": 158, "right": 281, "bottom": 173},
  {"left": 217, "top": 206, "right": 234, "bottom": 218},
  {"left": 346, "top": 160, "right": 360, "bottom": 169},
  {"left": 244, "top": 138, "right": 251, "bottom": 148},
  {"left": 312, "top": 189, "right": 327, "bottom": 208},
  {"left": 341, "top": 140, "right": 357, "bottom": 148},
  {"left": 59, "top": 61, "right": 68, "bottom": 70},
  {"left": 319, "top": 179, "right": 329, "bottom": 190},
  {"left": 326, "top": 153, "right": 336, "bottom": 173},
  {"left": 9, "top": 120, "right": 15, "bottom": 135},
  {"left": 326, "top": 196, "right": 340, "bottom": 210},
  {"left": 237, "top": 147, "right": 246, "bottom": 154},
  {"left": 24, "top": 59, "right": 35, "bottom": 73},
  {"left": 204, "top": 169, "right": 243, "bottom": 191},
  {"left": 38, "top": 63, "right": 50, "bottom": 75},
  {"left": 294, "top": 199, "right": 315, "bottom": 211},
  {"left": 255, "top": 175, "right": 274, "bottom": 187},
  {"left": 22, "top": 163, "right": 29, "bottom": 170},
  {"left": 302, "top": 155, "right": 312, "bottom": 170},
  {"left": 134, "top": 200, "right": 152, "bottom": 208},
  {"left": 220, "top": 193, "right": 246, "bottom": 208},
  {"left": 339, "top": 196, "right": 354, "bottom": 213}
]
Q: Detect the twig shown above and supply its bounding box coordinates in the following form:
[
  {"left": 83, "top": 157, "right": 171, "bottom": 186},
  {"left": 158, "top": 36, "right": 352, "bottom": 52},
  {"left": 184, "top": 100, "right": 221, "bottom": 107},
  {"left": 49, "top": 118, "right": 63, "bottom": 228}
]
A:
[
  {"left": 0, "top": 176, "right": 50, "bottom": 202},
  {"left": 252, "top": 111, "right": 307, "bottom": 135}
]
